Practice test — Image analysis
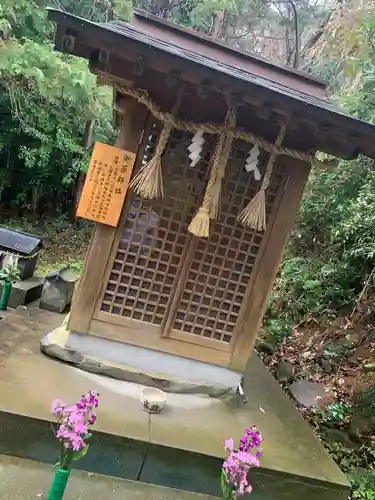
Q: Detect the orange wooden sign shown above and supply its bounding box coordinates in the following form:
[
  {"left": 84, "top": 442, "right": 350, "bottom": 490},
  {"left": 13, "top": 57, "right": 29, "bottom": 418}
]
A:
[{"left": 77, "top": 142, "right": 136, "bottom": 227}]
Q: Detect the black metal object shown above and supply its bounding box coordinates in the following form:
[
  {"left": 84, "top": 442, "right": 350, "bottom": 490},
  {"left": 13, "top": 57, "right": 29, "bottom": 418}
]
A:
[
  {"left": 0, "top": 227, "right": 43, "bottom": 281},
  {"left": 236, "top": 377, "right": 247, "bottom": 405}
]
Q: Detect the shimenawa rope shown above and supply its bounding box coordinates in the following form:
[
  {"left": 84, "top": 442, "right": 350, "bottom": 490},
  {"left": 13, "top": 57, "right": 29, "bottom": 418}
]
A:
[{"left": 98, "top": 74, "right": 332, "bottom": 171}]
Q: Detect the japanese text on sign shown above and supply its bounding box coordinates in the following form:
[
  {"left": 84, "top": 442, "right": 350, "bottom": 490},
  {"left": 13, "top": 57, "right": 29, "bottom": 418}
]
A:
[{"left": 76, "top": 142, "right": 136, "bottom": 227}]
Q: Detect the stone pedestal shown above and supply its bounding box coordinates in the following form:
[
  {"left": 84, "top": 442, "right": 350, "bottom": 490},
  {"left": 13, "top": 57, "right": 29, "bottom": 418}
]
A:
[
  {"left": 0, "top": 311, "right": 350, "bottom": 500},
  {"left": 39, "top": 268, "right": 79, "bottom": 313},
  {"left": 0, "top": 277, "right": 44, "bottom": 308},
  {"left": 41, "top": 329, "right": 242, "bottom": 398}
]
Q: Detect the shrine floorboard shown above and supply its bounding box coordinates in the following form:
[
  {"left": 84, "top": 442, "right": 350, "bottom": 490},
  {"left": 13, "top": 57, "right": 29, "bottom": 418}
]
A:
[{"left": 0, "top": 304, "right": 350, "bottom": 499}]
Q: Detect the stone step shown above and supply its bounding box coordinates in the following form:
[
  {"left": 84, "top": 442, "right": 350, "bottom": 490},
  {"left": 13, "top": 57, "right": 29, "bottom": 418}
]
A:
[
  {"left": 0, "top": 454, "right": 217, "bottom": 500},
  {"left": 0, "top": 410, "right": 222, "bottom": 495}
]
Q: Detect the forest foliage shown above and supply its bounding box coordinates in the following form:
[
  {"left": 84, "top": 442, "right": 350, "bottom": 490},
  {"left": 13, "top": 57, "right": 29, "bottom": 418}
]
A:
[
  {"left": 0, "top": 0, "right": 361, "bottom": 216},
  {"left": 0, "top": 0, "right": 116, "bottom": 216},
  {"left": 265, "top": 3, "right": 375, "bottom": 340}
]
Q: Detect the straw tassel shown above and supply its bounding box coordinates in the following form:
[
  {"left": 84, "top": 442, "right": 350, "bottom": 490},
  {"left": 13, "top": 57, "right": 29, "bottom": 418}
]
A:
[
  {"left": 189, "top": 107, "right": 236, "bottom": 238},
  {"left": 207, "top": 109, "right": 236, "bottom": 219},
  {"left": 129, "top": 120, "right": 173, "bottom": 199},
  {"left": 188, "top": 135, "right": 224, "bottom": 237},
  {"left": 237, "top": 122, "right": 287, "bottom": 231}
]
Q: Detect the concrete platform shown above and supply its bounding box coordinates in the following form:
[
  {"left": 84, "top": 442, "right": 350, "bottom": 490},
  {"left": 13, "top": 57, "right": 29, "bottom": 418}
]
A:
[
  {"left": 0, "top": 304, "right": 350, "bottom": 499},
  {"left": 0, "top": 454, "right": 216, "bottom": 500}
]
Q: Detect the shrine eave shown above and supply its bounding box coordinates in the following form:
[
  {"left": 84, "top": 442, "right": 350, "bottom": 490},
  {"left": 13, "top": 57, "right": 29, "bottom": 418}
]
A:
[{"left": 47, "top": 8, "right": 375, "bottom": 160}]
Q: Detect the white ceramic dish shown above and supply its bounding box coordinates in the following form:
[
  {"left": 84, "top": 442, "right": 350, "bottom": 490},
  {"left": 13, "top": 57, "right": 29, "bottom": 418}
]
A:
[{"left": 141, "top": 387, "right": 166, "bottom": 414}]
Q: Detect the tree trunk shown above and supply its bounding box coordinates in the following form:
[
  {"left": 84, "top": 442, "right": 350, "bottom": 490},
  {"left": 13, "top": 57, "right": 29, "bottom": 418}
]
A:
[
  {"left": 31, "top": 183, "right": 40, "bottom": 220},
  {"left": 73, "top": 119, "right": 96, "bottom": 225},
  {"left": 211, "top": 11, "right": 225, "bottom": 39}
]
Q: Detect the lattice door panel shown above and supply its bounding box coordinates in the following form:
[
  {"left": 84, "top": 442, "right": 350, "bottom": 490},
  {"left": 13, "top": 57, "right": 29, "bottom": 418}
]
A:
[
  {"left": 171, "top": 145, "right": 288, "bottom": 344},
  {"left": 100, "top": 127, "right": 210, "bottom": 325}
]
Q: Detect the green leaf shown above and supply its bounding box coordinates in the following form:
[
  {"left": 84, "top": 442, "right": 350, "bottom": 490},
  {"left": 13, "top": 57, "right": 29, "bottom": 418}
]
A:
[
  {"left": 302, "top": 280, "right": 321, "bottom": 291},
  {"left": 72, "top": 444, "right": 90, "bottom": 461}
]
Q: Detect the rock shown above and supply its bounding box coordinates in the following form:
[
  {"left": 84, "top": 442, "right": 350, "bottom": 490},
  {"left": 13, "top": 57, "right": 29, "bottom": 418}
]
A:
[
  {"left": 329, "top": 318, "right": 343, "bottom": 329},
  {"left": 352, "top": 374, "right": 375, "bottom": 395},
  {"left": 349, "top": 419, "right": 370, "bottom": 438},
  {"left": 289, "top": 380, "right": 327, "bottom": 408},
  {"left": 276, "top": 360, "right": 295, "bottom": 382},
  {"left": 324, "top": 429, "right": 356, "bottom": 448},
  {"left": 40, "top": 266, "right": 79, "bottom": 313},
  {"left": 337, "top": 337, "right": 355, "bottom": 347},
  {"left": 257, "top": 342, "right": 277, "bottom": 355},
  {"left": 349, "top": 408, "right": 375, "bottom": 437}
]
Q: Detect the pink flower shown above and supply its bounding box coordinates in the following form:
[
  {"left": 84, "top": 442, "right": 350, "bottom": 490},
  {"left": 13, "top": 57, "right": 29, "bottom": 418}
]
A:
[
  {"left": 51, "top": 399, "right": 65, "bottom": 414},
  {"left": 236, "top": 451, "right": 260, "bottom": 467},
  {"left": 74, "top": 422, "right": 88, "bottom": 435},
  {"left": 68, "top": 411, "right": 84, "bottom": 424},
  {"left": 225, "top": 439, "right": 234, "bottom": 451},
  {"left": 221, "top": 426, "right": 263, "bottom": 498},
  {"left": 51, "top": 391, "right": 99, "bottom": 466}
]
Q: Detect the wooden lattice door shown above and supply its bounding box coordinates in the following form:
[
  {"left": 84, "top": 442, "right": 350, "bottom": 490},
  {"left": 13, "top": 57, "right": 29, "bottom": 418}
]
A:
[
  {"left": 165, "top": 142, "right": 288, "bottom": 351},
  {"left": 95, "top": 126, "right": 289, "bottom": 353}
]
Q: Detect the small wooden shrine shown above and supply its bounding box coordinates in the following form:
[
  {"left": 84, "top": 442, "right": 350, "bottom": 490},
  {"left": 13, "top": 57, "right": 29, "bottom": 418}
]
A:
[{"left": 47, "top": 8, "right": 375, "bottom": 393}]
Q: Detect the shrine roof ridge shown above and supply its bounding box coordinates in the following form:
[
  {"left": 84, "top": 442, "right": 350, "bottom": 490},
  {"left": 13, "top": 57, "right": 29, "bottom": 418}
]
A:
[
  {"left": 47, "top": 8, "right": 375, "bottom": 159},
  {"left": 130, "top": 9, "right": 327, "bottom": 89}
]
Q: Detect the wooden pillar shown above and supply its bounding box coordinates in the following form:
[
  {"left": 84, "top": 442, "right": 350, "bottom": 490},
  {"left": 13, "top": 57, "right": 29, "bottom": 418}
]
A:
[
  {"left": 230, "top": 158, "right": 311, "bottom": 371},
  {"left": 68, "top": 97, "right": 148, "bottom": 333}
]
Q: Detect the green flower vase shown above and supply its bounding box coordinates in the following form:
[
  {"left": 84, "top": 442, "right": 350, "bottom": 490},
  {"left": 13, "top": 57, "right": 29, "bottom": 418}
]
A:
[
  {"left": 0, "top": 280, "right": 12, "bottom": 311},
  {"left": 47, "top": 468, "right": 71, "bottom": 500}
]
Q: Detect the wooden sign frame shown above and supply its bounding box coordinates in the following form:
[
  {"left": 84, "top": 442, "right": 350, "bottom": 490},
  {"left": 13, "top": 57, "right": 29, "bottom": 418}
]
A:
[{"left": 77, "top": 142, "right": 136, "bottom": 227}]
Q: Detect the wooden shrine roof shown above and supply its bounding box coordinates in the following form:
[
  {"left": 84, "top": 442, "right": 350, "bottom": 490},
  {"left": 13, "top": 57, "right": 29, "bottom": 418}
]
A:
[
  {"left": 129, "top": 9, "right": 327, "bottom": 96},
  {"left": 48, "top": 8, "right": 375, "bottom": 160}
]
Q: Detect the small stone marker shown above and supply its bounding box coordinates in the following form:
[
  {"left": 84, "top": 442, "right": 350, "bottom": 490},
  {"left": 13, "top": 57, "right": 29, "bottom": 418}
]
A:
[
  {"left": 39, "top": 267, "right": 79, "bottom": 313},
  {"left": 276, "top": 360, "right": 295, "bottom": 382}
]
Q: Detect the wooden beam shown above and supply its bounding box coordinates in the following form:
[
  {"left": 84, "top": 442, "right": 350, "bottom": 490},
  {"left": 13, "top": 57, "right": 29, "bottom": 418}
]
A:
[
  {"left": 230, "top": 158, "right": 311, "bottom": 371},
  {"left": 89, "top": 317, "right": 232, "bottom": 367},
  {"left": 68, "top": 97, "right": 148, "bottom": 333},
  {"left": 91, "top": 113, "right": 155, "bottom": 320}
]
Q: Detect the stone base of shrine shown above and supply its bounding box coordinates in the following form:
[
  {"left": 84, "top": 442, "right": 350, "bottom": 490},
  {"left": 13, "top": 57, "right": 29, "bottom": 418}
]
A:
[
  {"left": 40, "top": 327, "right": 243, "bottom": 398},
  {"left": 0, "top": 308, "right": 350, "bottom": 499}
]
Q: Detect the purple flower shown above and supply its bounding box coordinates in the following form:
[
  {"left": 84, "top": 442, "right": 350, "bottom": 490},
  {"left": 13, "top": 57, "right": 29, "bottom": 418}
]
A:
[
  {"left": 239, "top": 425, "right": 263, "bottom": 452},
  {"left": 88, "top": 413, "right": 97, "bottom": 426},
  {"left": 51, "top": 390, "right": 99, "bottom": 467},
  {"left": 221, "top": 426, "right": 263, "bottom": 498}
]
